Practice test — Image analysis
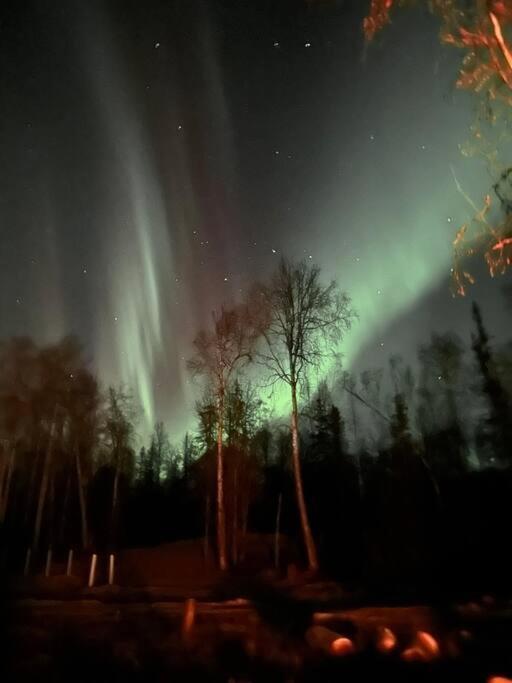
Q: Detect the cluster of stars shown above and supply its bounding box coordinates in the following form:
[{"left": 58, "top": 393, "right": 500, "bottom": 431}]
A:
[
  {"left": 368, "top": 132, "right": 428, "bottom": 154},
  {"left": 272, "top": 41, "right": 312, "bottom": 49}
]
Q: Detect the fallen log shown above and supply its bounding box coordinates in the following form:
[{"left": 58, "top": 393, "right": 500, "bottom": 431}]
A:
[
  {"left": 401, "top": 630, "right": 440, "bottom": 662},
  {"left": 306, "top": 625, "right": 355, "bottom": 656},
  {"left": 376, "top": 626, "right": 397, "bottom": 654}
]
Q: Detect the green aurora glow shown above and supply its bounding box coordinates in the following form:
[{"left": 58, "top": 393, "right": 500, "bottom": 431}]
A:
[{"left": 2, "top": 2, "right": 510, "bottom": 442}]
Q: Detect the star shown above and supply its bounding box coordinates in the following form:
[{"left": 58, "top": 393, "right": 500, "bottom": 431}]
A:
[
  {"left": 273, "top": 41, "right": 280, "bottom": 48},
  {"left": 114, "top": 316, "right": 118, "bottom": 322},
  {"left": 154, "top": 42, "right": 161, "bottom": 49}
]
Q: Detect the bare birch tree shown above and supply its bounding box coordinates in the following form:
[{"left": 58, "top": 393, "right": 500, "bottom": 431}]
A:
[
  {"left": 252, "top": 258, "right": 355, "bottom": 572},
  {"left": 188, "top": 305, "right": 258, "bottom": 570},
  {"left": 102, "top": 386, "right": 136, "bottom": 544}
]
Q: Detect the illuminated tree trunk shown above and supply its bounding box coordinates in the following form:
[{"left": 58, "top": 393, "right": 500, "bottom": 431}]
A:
[
  {"left": 291, "top": 383, "right": 318, "bottom": 572},
  {"left": 75, "top": 447, "right": 88, "bottom": 549},
  {"left": 216, "top": 393, "right": 227, "bottom": 571}
]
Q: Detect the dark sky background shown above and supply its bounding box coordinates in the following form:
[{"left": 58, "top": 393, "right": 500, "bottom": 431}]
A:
[{"left": 1, "top": 0, "right": 511, "bottom": 438}]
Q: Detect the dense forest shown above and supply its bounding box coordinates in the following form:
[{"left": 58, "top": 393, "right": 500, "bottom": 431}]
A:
[{"left": 0, "top": 258, "right": 511, "bottom": 598}]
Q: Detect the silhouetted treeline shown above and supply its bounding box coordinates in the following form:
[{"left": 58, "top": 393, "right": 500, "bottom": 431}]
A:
[{"left": 0, "top": 296, "right": 511, "bottom": 597}]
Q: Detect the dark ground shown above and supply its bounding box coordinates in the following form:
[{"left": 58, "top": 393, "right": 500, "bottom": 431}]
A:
[
  {"left": 4, "top": 583, "right": 512, "bottom": 682},
  {"left": 2, "top": 540, "right": 512, "bottom": 682}
]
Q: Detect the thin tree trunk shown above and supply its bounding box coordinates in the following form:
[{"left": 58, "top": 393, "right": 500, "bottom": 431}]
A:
[
  {"left": 111, "top": 459, "right": 120, "bottom": 546},
  {"left": 216, "top": 394, "right": 227, "bottom": 571},
  {"left": 59, "top": 469, "right": 71, "bottom": 545},
  {"left": 203, "top": 494, "right": 210, "bottom": 561},
  {"left": 33, "top": 419, "right": 56, "bottom": 552},
  {"left": 48, "top": 471, "right": 55, "bottom": 548},
  {"left": 350, "top": 394, "right": 358, "bottom": 444},
  {"left": 355, "top": 450, "right": 364, "bottom": 500},
  {"left": 241, "top": 501, "right": 249, "bottom": 562},
  {"left": 291, "top": 384, "right": 318, "bottom": 572},
  {"left": 232, "top": 464, "right": 238, "bottom": 566},
  {"left": 0, "top": 446, "right": 14, "bottom": 523},
  {"left": 75, "top": 447, "right": 88, "bottom": 549},
  {"left": 274, "top": 492, "right": 282, "bottom": 570},
  {"left": 24, "top": 443, "right": 41, "bottom": 526},
  {"left": 0, "top": 451, "right": 6, "bottom": 517}
]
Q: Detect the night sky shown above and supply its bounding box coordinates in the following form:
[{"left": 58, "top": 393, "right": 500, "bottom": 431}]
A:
[{"left": 1, "top": 0, "right": 511, "bottom": 438}]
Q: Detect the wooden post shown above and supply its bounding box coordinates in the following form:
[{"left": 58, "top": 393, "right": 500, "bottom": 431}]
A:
[
  {"left": 45, "top": 546, "right": 52, "bottom": 577},
  {"left": 88, "top": 553, "right": 97, "bottom": 588},
  {"left": 23, "top": 547, "right": 31, "bottom": 577},
  {"left": 182, "top": 598, "right": 196, "bottom": 644},
  {"left": 108, "top": 553, "right": 115, "bottom": 585},
  {"left": 66, "top": 549, "right": 73, "bottom": 577}
]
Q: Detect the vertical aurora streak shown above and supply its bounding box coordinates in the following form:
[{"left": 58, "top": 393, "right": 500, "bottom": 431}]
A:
[{"left": 81, "top": 4, "right": 179, "bottom": 433}]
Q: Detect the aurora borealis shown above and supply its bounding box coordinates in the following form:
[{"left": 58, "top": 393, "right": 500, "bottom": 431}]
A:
[{"left": 1, "top": 0, "right": 511, "bottom": 439}]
